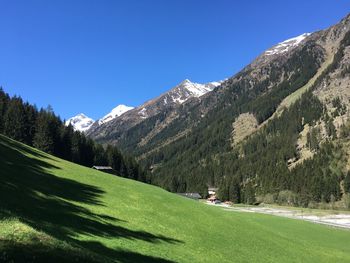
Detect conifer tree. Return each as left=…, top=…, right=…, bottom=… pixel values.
left=33, top=109, right=55, bottom=153
left=0, top=87, right=9, bottom=133
left=3, top=97, right=27, bottom=142
left=58, top=124, right=74, bottom=160
left=71, top=131, right=82, bottom=164
left=93, top=144, right=108, bottom=165
left=344, top=171, right=350, bottom=193
left=23, top=103, right=38, bottom=145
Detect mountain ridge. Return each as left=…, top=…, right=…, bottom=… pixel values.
left=67, top=79, right=221, bottom=132
left=74, top=13, right=350, bottom=208
left=86, top=79, right=222, bottom=140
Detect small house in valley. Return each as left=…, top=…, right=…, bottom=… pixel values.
left=208, top=187, right=218, bottom=196
left=207, top=187, right=220, bottom=203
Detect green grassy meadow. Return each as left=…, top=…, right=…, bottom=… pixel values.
left=0, top=134, right=350, bottom=262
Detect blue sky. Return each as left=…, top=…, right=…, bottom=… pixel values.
left=1, top=0, right=349, bottom=120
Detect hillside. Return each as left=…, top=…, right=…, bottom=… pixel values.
left=1, top=134, right=350, bottom=262
left=82, top=13, right=350, bottom=206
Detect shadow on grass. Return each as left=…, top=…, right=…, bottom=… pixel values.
left=0, top=136, right=180, bottom=262
left=0, top=241, right=176, bottom=263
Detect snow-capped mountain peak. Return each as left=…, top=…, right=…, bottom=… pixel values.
left=67, top=80, right=222, bottom=132
left=65, top=113, right=95, bottom=132
left=99, top=104, right=134, bottom=125
left=180, top=79, right=192, bottom=85
left=265, top=33, right=311, bottom=56
left=169, top=79, right=222, bottom=104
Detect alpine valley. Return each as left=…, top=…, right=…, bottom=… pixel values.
left=2, top=5, right=350, bottom=263
left=69, top=13, right=350, bottom=207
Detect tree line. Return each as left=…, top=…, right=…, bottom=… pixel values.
left=0, top=88, right=146, bottom=182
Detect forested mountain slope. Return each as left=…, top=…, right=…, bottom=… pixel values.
left=90, top=14, right=350, bottom=207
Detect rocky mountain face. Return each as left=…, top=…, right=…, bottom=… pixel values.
left=86, top=79, right=221, bottom=143
left=87, top=14, right=350, bottom=206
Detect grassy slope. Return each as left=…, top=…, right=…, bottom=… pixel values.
left=0, top=134, right=350, bottom=263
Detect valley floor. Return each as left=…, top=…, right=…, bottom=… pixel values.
left=208, top=202, right=350, bottom=229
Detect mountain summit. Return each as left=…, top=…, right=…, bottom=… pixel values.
left=65, top=113, right=95, bottom=132
left=99, top=105, right=134, bottom=125
left=168, top=79, right=222, bottom=104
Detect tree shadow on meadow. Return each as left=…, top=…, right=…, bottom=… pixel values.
left=0, top=137, right=181, bottom=263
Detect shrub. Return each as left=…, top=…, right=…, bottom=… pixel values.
left=277, top=190, right=298, bottom=206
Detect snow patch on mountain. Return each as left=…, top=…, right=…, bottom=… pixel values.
left=138, top=108, right=148, bottom=119
left=181, top=79, right=220, bottom=97
left=99, top=105, right=134, bottom=125
left=65, top=114, right=95, bottom=132
left=169, top=79, right=222, bottom=105
left=265, top=33, right=311, bottom=56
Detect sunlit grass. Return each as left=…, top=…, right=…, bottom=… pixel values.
left=1, top=134, right=350, bottom=262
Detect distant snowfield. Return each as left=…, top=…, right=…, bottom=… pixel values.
left=208, top=204, right=350, bottom=229
left=265, top=33, right=311, bottom=56
left=98, top=104, right=134, bottom=125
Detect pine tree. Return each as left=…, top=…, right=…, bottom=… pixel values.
left=307, top=127, right=320, bottom=151
left=93, top=144, right=107, bottom=166
left=344, top=171, right=350, bottom=193
left=33, top=110, right=54, bottom=153
left=230, top=181, right=241, bottom=203
left=81, top=137, right=95, bottom=167
left=106, top=145, right=124, bottom=175
left=71, top=131, right=82, bottom=164
left=243, top=182, right=255, bottom=204
left=3, top=97, right=27, bottom=142
left=23, top=103, right=38, bottom=145
left=58, top=124, right=74, bottom=160
left=0, top=87, right=10, bottom=133
left=33, top=107, right=61, bottom=154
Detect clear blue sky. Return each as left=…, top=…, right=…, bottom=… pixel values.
left=1, top=0, right=349, bottom=120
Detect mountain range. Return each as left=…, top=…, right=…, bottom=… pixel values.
left=66, top=79, right=222, bottom=132
left=68, top=13, right=350, bottom=206
left=69, top=31, right=314, bottom=137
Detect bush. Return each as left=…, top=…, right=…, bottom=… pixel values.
left=262, top=193, right=276, bottom=204
left=307, top=201, right=318, bottom=209
left=277, top=190, right=298, bottom=206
